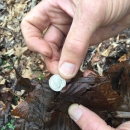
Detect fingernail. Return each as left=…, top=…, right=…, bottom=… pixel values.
left=59, top=62, right=76, bottom=76
left=68, top=104, right=82, bottom=121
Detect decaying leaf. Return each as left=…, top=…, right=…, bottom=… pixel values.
left=14, top=44, right=28, bottom=57
left=11, top=101, right=29, bottom=119
left=81, top=34, right=129, bottom=75
left=1, top=0, right=130, bottom=129
left=118, top=54, right=127, bottom=62
left=9, top=60, right=130, bottom=129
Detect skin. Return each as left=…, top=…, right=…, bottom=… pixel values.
left=21, top=0, right=130, bottom=129
left=68, top=104, right=130, bottom=130
left=21, top=0, right=130, bottom=80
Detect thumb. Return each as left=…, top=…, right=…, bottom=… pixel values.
left=68, top=104, right=114, bottom=130
left=58, top=1, right=104, bottom=79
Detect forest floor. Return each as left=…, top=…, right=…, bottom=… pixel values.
left=0, top=0, right=130, bottom=130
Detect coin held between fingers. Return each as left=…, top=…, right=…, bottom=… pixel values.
left=49, top=74, right=66, bottom=91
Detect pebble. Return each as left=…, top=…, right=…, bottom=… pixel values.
left=49, top=74, right=66, bottom=92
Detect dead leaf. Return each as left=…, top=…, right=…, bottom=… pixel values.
left=118, top=54, right=127, bottom=62
left=14, top=44, right=28, bottom=57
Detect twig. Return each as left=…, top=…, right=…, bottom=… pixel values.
left=11, top=79, right=17, bottom=93
left=111, top=111, right=130, bottom=118
left=4, top=103, right=11, bottom=125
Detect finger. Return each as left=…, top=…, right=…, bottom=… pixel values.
left=21, top=1, right=52, bottom=57
left=44, top=57, right=59, bottom=74
left=90, top=14, right=130, bottom=45
left=116, top=121, right=130, bottom=130
left=58, top=1, right=104, bottom=79
left=68, top=104, right=114, bottom=130
left=44, top=25, right=65, bottom=48
left=43, top=25, right=64, bottom=74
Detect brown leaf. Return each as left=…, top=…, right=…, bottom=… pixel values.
left=46, top=112, right=80, bottom=130
left=11, top=101, right=29, bottom=119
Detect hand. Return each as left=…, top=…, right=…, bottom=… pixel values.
left=68, top=104, right=130, bottom=130
left=21, top=0, right=130, bottom=79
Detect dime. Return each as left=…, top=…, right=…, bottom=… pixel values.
left=49, top=74, right=66, bottom=91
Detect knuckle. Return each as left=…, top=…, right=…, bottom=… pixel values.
left=80, top=0, right=104, bottom=23
left=65, top=39, right=85, bottom=54
left=81, top=0, right=98, bottom=12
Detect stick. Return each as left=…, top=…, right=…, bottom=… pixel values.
left=111, top=111, right=130, bottom=118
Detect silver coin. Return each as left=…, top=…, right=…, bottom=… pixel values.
left=49, top=74, right=66, bottom=91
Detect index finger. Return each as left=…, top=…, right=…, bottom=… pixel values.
left=21, top=1, right=52, bottom=57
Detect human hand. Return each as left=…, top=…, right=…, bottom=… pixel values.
left=21, top=0, right=130, bottom=79
left=68, top=104, right=130, bottom=130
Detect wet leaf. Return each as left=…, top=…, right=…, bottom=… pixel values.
left=11, top=101, right=29, bottom=119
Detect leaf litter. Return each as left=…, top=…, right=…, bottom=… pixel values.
left=1, top=0, right=130, bottom=129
